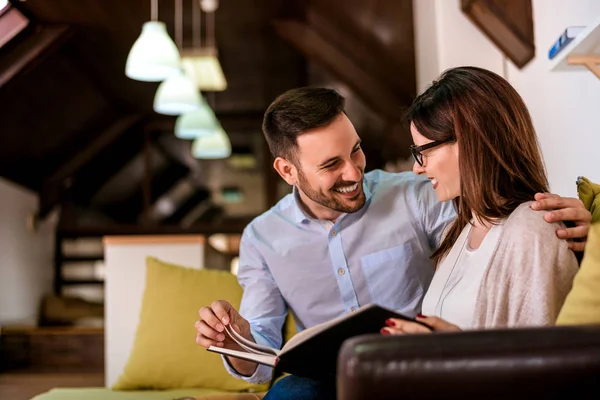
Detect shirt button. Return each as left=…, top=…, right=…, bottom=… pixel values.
left=331, top=230, right=337, bottom=236
left=350, top=307, right=356, bottom=312
left=337, top=268, right=345, bottom=275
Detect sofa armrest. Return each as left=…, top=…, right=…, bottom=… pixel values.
left=337, top=325, right=600, bottom=399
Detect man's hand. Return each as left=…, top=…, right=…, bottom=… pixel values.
left=381, top=314, right=460, bottom=335
left=531, top=193, right=591, bottom=252
left=195, top=300, right=257, bottom=376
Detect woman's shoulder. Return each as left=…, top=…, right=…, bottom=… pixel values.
left=498, top=201, right=568, bottom=254
left=503, top=201, right=564, bottom=235
left=489, top=202, right=577, bottom=288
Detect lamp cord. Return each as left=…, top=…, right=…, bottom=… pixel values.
left=193, top=0, right=201, bottom=48
left=151, top=0, right=158, bottom=21
left=206, top=8, right=214, bottom=48
left=175, top=0, right=182, bottom=50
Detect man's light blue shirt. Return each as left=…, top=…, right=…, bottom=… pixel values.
left=224, top=170, right=455, bottom=384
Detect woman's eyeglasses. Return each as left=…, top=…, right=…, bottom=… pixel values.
left=409, top=138, right=454, bottom=166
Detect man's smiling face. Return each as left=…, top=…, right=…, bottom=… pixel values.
left=292, top=113, right=367, bottom=218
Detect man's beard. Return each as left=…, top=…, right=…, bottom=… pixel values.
left=296, top=167, right=366, bottom=214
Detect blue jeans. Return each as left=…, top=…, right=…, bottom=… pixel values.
left=263, top=375, right=336, bottom=400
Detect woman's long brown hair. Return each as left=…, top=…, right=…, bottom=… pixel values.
left=407, top=66, right=549, bottom=266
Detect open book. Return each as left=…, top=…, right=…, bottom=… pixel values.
left=207, top=303, right=426, bottom=380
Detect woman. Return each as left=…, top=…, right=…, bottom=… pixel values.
left=383, top=66, right=579, bottom=334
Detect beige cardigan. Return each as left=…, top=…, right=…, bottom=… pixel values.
left=470, top=202, right=579, bottom=329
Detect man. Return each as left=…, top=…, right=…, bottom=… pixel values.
left=195, top=88, right=591, bottom=399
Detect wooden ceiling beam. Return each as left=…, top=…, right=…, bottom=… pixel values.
left=39, top=114, right=143, bottom=218
left=0, top=7, right=29, bottom=48
left=307, top=0, right=416, bottom=103
left=461, top=0, right=534, bottom=68
left=272, top=20, right=402, bottom=121
left=72, top=122, right=147, bottom=205
left=43, top=115, right=143, bottom=190
left=0, top=24, right=74, bottom=90
left=269, top=0, right=308, bottom=20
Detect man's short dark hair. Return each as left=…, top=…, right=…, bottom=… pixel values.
left=262, top=87, right=345, bottom=161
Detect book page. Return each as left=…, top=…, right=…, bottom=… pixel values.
left=226, top=327, right=271, bottom=356
left=207, top=346, right=278, bottom=367
left=225, top=324, right=280, bottom=356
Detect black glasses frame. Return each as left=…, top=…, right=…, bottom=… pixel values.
left=409, top=138, right=454, bottom=166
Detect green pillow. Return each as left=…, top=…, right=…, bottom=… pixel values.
left=557, top=223, right=600, bottom=325
left=112, top=257, right=269, bottom=392
left=577, top=176, right=600, bottom=223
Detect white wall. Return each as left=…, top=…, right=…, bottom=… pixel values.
left=0, top=178, right=55, bottom=325
left=413, top=0, right=600, bottom=196
left=507, top=0, right=600, bottom=196
left=104, top=236, right=204, bottom=387
left=414, top=0, right=505, bottom=93
left=413, top=0, right=441, bottom=94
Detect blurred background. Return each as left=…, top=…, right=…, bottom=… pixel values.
left=0, top=0, right=422, bottom=319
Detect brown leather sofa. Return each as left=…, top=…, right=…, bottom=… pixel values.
left=337, top=325, right=600, bottom=399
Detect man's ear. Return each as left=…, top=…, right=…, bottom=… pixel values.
left=273, top=157, right=297, bottom=186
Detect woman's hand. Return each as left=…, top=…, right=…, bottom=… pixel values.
left=381, top=314, right=461, bottom=334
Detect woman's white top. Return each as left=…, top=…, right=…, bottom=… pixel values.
left=421, top=221, right=504, bottom=329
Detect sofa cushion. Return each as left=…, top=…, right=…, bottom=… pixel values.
left=112, top=257, right=269, bottom=392
left=557, top=223, right=600, bottom=325
left=577, top=176, right=600, bottom=223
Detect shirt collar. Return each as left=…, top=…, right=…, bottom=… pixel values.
left=291, top=178, right=373, bottom=225
left=291, top=186, right=311, bottom=224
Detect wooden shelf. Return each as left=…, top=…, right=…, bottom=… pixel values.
left=549, top=15, right=600, bottom=79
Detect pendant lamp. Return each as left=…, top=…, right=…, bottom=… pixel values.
left=174, top=100, right=219, bottom=139
left=191, top=125, right=231, bottom=159
left=154, top=72, right=202, bottom=115
left=181, top=0, right=227, bottom=91
left=125, top=0, right=180, bottom=82
left=153, top=0, right=201, bottom=115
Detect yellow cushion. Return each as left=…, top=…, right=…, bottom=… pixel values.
left=577, top=176, right=600, bottom=223
left=557, top=223, right=600, bottom=325
left=112, top=257, right=269, bottom=392
left=283, top=311, right=297, bottom=343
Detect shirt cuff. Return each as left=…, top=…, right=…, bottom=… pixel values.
left=221, top=331, right=274, bottom=385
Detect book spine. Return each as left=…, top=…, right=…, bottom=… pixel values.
left=548, top=31, right=571, bottom=59
left=548, top=27, right=584, bottom=59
